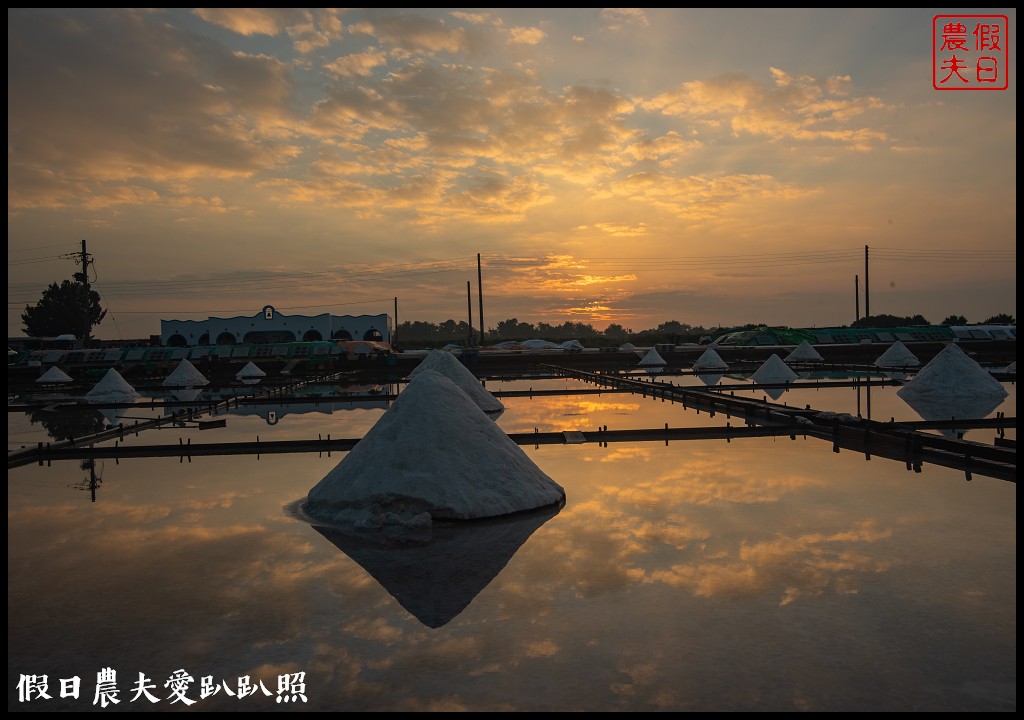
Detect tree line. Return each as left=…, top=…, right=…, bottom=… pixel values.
left=18, top=276, right=1017, bottom=347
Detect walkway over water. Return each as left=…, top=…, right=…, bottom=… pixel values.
left=538, top=365, right=1016, bottom=483
left=8, top=364, right=1016, bottom=482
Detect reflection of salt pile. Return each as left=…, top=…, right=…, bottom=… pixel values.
left=897, top=344, right=1009, bottom=439
left=36, top=367, right=73, bottom=384
left=638, top=348, right=666, bottom=366
left=162, top=359, right=209, bottom=387
left=236, top=361, right=266, bottom=385
left=784, top=341, right=824, bottom=364
left=85, top=368, right=141, bottom=403
left=692, top=347, right=727, bottom=387
left=305, top=370, right=565, bottom=529
left=692, top=347, right=729, bottom=371
left=99, top=406, right=130, bottom=428
left=312, top=504, right=560, bottom=628
left=874, top=341, right=919, bottom=369
left=751, top=354, right=798, bottom=400
left=408, top=349, right=503, bottom=415
left=170, top=387, right=203, bottom=402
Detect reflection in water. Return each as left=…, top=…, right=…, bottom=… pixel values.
left=7, top=379, right=1017, bottom=711
left=307, top=504, right=561, bottom=628
left=898, top=391, right=1008, bottom=439
left=761, top=385, right=788, bottom=401
left=28, top=406, right=106, bottom=441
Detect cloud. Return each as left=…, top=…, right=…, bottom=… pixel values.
left=192, top=8, right=307, bottom=37
left=599, top=172, right=811, bottom=222
left=509, top=26, right=547, bottom=45
left=193, top=8, right=345, bottom=53
left=592, top=222, right=649, bottom=237
left=348, top=13, right=469, bottom=55
left=643, top=67, right=890, bottom=149
left=600, top=8, right=650, bottom=31
left=324, top=47, right=390, bottom=78
left=449, top=11, right=490, bottom=25
left=8, top=10, right=302, bottom=209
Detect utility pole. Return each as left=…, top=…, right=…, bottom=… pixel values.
left=477, top=253, right=485, bottom=346
left=855, top=275, right=860, bottom=323
left=467, top=281, right=474, bottom=347
left=64, top=239, right=95, bottom=347
left=393, top=297, right=398, bottom=347
left=864, top=245, right=870, bottom=321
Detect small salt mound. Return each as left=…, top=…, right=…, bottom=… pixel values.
left=751, top=354, right=798, bottom=385
left=86, top=368, right=141, bottom=403
left=162, top=359, right=209, bottom=387
left=692, top=347, right=728, bottom=371
left=874, top=341, right=919, bottom=369
left=784, top=340, right=824, bottom=363
left=619, top=343, right=637, bottom=352
left=638, top=348, right=666, bottom=366
left=36, top=367, right=73, bottom=384
left=897, top=343, right=1008, bottom=404
left=305, top=370, right=565, bottom=528
left=1005, top=361, right=1016, bottom=374
left=408, top=349, right=504, bottom=415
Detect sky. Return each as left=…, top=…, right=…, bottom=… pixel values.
left=7, top=8, right=1017, bottom=340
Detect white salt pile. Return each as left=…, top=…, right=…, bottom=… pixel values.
left=751, top=354, right=797, bottom=401
left=305, top=370, right=565, bottom=529
left=619, top=343, right=637, bottom=352
left=408, top=349, right=504, bottom=415
left=897, top=343, right=1008, bottom=404
left=36, top=367, right=73, bottom=384
left=162, top=359, right=209, bottom=387
left=784, top=340, right=824, bottom=363
left=638, top=348, right=666, bottom=366
left=692, top=347, right=729, bottom=371
left=751, top=354, right=798, bottom=385
left=1005, top=361, right=1016, bottom=374
left=236, top=361, right=266, bottom=385
left=874, top=341, right=919, bottom=369
left=85, top=368, right=141, bottom=403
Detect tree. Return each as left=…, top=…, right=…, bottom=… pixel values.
left=941, top=315, right=968, bottom=326
left=21, top=279, right=106, bottom=341
left=983, top=313, right=1015, bottom=325
left=852, top=313, right=929, bottom=328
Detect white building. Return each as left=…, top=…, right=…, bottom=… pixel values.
left=161, top=305, right=391, bottom=347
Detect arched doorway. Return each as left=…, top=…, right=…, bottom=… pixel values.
left=303, top=330, right=323, bottom=342
left=216, top=332, right=237, bottom=345
left=363, top=328, right=384, bottom=341
left=167, top=334, right=187, bottom=347
left=332, top=329, right=353, bottom=340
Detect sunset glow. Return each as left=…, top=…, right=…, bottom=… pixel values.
left=8, top=9, right=1016, bottom=339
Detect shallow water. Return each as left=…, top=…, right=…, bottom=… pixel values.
left=7, top=377, right=1016, bottom=711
